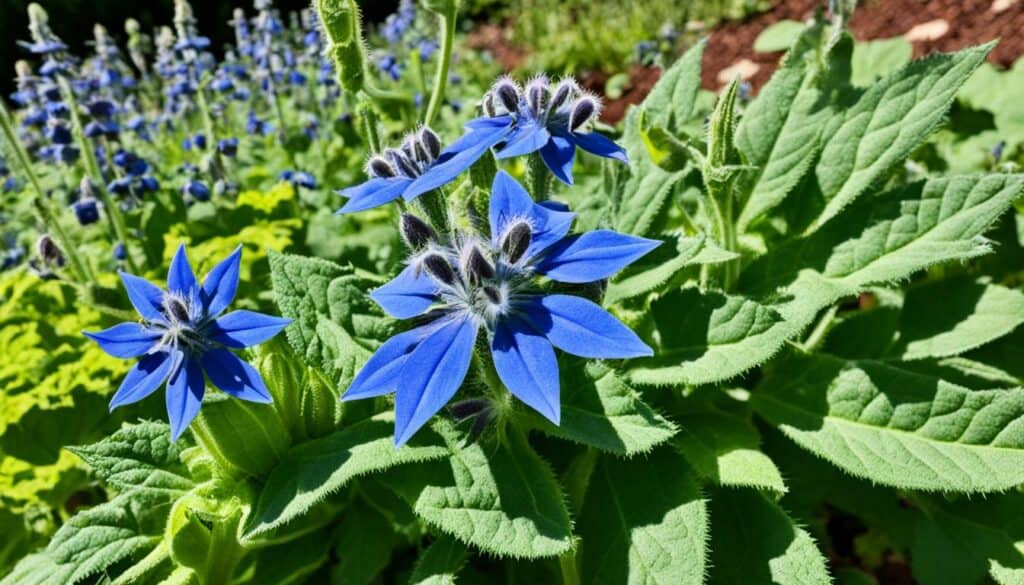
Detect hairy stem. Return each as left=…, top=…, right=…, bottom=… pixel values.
left=423, top=4, right=457, bottom=126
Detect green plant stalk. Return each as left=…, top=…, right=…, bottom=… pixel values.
left=58, top=77, right=141, bottom=274
left=0, top=100, right=95, bottom=283
left=201, top=509, right=245, bottom=585
left=423, top=3, right=458, bottom=126
left=526, top=152, right=551, bottom=202
left=357, top=97, right=382, bottom=153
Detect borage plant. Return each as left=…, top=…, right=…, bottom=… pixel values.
left=4, top=2, right=1024, bottom=585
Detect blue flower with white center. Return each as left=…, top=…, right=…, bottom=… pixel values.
left=336, top=126, right=448, bottom=214
left=343, top=171, right=658, bottom=446
left=402, top=76, right=627, bottom=201
left=84, top=245, right=291, bottom=440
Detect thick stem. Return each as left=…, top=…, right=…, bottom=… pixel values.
left=59, top=77, right=141, bottom=273
left=526, top=152, right=551, bottom=202
left=0, top=100, right=95, bottom=283
left=423, top=5, right=457, bottom=126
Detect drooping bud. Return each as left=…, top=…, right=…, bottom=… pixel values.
left=500, top=221, right=532, bottom=264
left=569, top=95, right=599, bottom=131
left=461, top=245, right=494, bottom=284
left=36, top=234, right=63, bottom=265
left=420, top=127, right=442, bottom=160
left=526, top=76, right=550, bottom=116
left=492, top=78, right=520, bottom=114
left=386, top=148, right=420, bottom=178
left=400, top=213, right=436, bottom=250
left=549, top=78, right=578, bottom=112
left=422, top=253, right=456, bottom=286
left=163, top=295, right=192, bottom=323
left=367, top=155, right=395, bottom=178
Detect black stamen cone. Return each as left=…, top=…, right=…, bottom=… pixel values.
left=367, top=155, right=395, bottom=178
left=483, top=285, right=502, bottom=305
left=36, top=234, right=63, bottom=265
left=422, top=253, right=456, bottom=286
left=500, top=221, right=532, bottom=264
left=420, top=127, right=442, bottom=160
left=494, top=80, right=520, bottom=113
left=463, top=245, right=495, bottom=283
left=163, top=296, right=192, bottom=323
left=570, top=97, right=597, bottom=131
left=400, top=213, right=435, bottom=251
left=386, top=148, right=420, bottom=178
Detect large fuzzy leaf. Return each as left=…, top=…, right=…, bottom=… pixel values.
left=68, top=421, right=193, bottom=497
left=676, top=413, right=786, bottom=494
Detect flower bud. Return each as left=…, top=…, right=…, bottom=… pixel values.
left=569, top=96, right=599, bottom=131
left=500, top=221, right=532, bottom=264
left=317, top=0, right=356, bottom=44
left=461, top=245, right=494, bottom=284
left=36, top=234, right=63, bottom=265
left=422, top=253, right=456, bottom=286
left=400, top=213, right=435, bottom=250
left=125, top=18, right=140, bottom=35
left=367, top=155, right=395, bottom=178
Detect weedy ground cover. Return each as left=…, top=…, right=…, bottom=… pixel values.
left=1, top=0, right=1023, bottom=583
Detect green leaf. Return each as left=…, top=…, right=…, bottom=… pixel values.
left=392, top=426, right=573, bottom=559
left=532, top=362, right=677, bottom=455
left=642, top=38, right=706, bottom=135
left=753, top=20, right=806, bottom=53
left=606, top=233, right=737, bottom=304
left=577, top=447, right=707, bottom=585
left=240, top=414, right=448, bottom=544
left=67, top=421, right=193, bottom=496
left=676, top=412, right=786, bottom=493
left=1, top=490, right=171, bottom=585
left=753, top=352, right=1024, bottom=492
left=850, top=37, right=913, bottom=87
left=889, top=278, right=1024, bottom=360
left=812, top=43, right=993, bottom=230
left=331, top=503, right=401, bottom=585
left=409, top=535, right=468, bottom=585
left=707, top=488, right=831, bottom=585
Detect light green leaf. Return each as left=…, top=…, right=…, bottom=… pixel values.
left=642, top=38, right=706, bottom=135
left=240, top=414, right=448, bottom=544
left=605, top=234, right=737, bottom=304
left=331, top=504, right=401, bottom=585
left=399, top=427, right=573, bottom=559
left=708, top=488, right=831, bottom=585
left=409, top=535, right=468, bottom=585
left=532, top=362, right=677, bottom=455
left=753, top=20, right=806, bottom=53
left=577, top=447, right=707, bottom=585
left=850, top=37, right=913, bottom=87
left=67, top=421, right=193, bottom=496
left=753, top=352, right=1024, bottom=492
left=812, top=43, right=993, bottom=230
left=676, top=413, right=786, bottom=493
left=889, top=278, right=1024, bottom=360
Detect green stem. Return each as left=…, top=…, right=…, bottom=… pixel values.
left=526, top=152, right=551, bottom=202
left=801, top=304, right=838, bottom=353
left=423, top=4, right=458, bottom=126
left=59, top=77, right=141, bottom=274
left=0, top=100, right=95, bottom=283
left=558, top=551, right=582, bottom=585
left=357, top=98, right=382, bottom=153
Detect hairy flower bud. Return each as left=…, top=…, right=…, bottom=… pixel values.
left=422, top=253, right=456, bottom=286
left=367, top=155, right=395, bottom=178
left=500, top=221, right=532, bottom=264
left=569, top=96, right=599, bottom=131
left=400, top=213, right=436, bottom=250
left=125, top=18, right=140, bottom=35
left=36, top=234, right=63, bottom=265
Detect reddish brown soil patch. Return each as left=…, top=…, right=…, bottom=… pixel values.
left=466, top=23, right=526, bottom=71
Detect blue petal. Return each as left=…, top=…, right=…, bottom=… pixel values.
left=85, top=322, right=161, bottom=358
left=120, top=271, right=166, bottom=322
left=167, top=244, right=199, bottom=299
left=336, top=176, right=414, bottom=214
left=208, top=310, right=292, bottom=348
left=166, top=354, right=205, bottom=441
left=488, top=171, right=575, bottom=259
left=539, top=135, right=576, bottom=185
left=569, top=131, right=629, bottom=164
left=527, top=206, right=576, bottom=260
left=404, top=126, right=512, bottom=201
left=370, top=265, right=438, bottom=319
left=538, top=200, right=571, bottom=212
left=495, top=118, right=551, bottom=159
left=201, top=246, right=242, bottom=317
left=464, top=114, right=514, bottom=130
left=201, top=348, right=272, bottom=403
left=394, top=316, right=478, bottom=446
left=535, top=230, right=660, bottom=283
left=523, top=295, right=653, bottom=359
left=109, top=350, right=180, bottom=410
left=343, top=326, right=431, bottom=400
left=491, top=316, right=560, bottom=424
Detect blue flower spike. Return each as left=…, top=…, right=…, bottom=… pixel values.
left=84, top=245, right=292, bottom=440
left=344, top=171, right=658, bottom=446
left=400, top=75, right=627, bottom=201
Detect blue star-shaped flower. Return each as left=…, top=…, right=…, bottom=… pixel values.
left=343, top=171, right=657, bottom=446
left=84, top=245, right=291, bottom=440
left=400, top=76, right=628, bottom=201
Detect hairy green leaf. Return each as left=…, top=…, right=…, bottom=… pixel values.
left=409, top=536, right=468, bottom=585
left=578, top=447, right=707, bottom=585
left=605, top=234, right=737, bottom=304
left=708, top=488, right=831, bottom=585
left=753, top=352, right=1024, bottom=492
left=676, top=413, right=786, bottom=493
left=67, top=421, right=193, bottom=496
left=642, top=38, right=706, bottom=135
left=331, top=504, right=401, bottom=585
